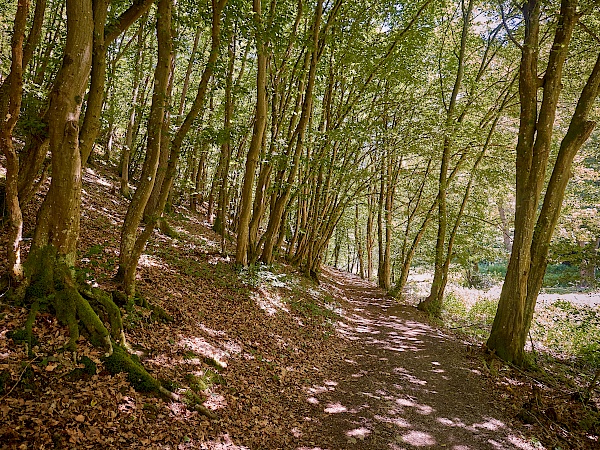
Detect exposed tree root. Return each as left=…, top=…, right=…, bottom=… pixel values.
left=103, top=345, right=217, bottom=419
left=161, top=388, right=218, bottom=420
left=80, top=286, right=127, bottom=347
left=158, top=217, right=179, bottom=238
left=14, top=245, right=211, bottom=420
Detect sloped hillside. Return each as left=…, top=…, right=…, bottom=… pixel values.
left=0, top=163, right=347, bottom=449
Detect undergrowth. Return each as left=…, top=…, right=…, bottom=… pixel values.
left=531, top=300, right=600, bottom=368
left=442, top=292, right=600, bottom=369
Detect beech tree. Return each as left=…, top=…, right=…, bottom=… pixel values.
left=20, top=0, right=120, bottom=353
left=117, top=0, right=173, bottom=295
left=487, top=0, right=600, bottom=365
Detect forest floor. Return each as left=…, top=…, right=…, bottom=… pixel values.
left=1, top=162, right=599, bottom=449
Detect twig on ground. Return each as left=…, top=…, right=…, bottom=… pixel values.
left=0, top=355, right=40, bottom=402
left=529, top=331, right=538, bottom=365
left=449, top=322, right=485, bottom=330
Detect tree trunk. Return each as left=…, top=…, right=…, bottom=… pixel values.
left=80, top=0, right=154, bottom=165
left=117, top=0, right=173, bottom=296
left=0, top=0, right=29, bottom=283
left=259, top=0, right=324, bottom=265
left=487, top=0, right=594, bottom=365
left=236, top=0, right=269, bottom=266
left=121, top=15, right=148, bottom=198
left=215, top=36, right=234, bottom=249
left=22, top=0, right=121, bottom=353
left=122, top=0, right=226, bottom=292
left=355, top=204, right=365, bottom=279
left=497, top=201, right=513, bottom=253
left=419, top=0, right=473, bottom=315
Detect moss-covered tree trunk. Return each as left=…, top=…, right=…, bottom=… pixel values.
left=19, top=0, right=121, bottom=353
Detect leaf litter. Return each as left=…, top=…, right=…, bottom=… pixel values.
left=0, top=163, right=598, bottom=449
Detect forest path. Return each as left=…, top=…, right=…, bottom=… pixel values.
left=296, top=268, right=534, bottom=450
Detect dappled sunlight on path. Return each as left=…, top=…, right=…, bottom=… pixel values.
left=296, top=269, right=536, bottom=450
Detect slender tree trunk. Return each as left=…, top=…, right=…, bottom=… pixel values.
left=419, top=0, right=473, bottom=314
left=0, top=0, right=29, bottom=283
left=177, top=26, right=202, bottom=117
left=355, top=204, right=365, bottom=279
left=259, top=0, right=324, bottom=265
left=236, top=0, right=269, bottom=266
left=117, top=0, right=173, bottom=295
left=80, top=0, right=154, bottom=165
left=22, top=0, right=121, bottom=353
left=366, top=185, right=375, bottom=280
left=121, top=15, right=148, bottom=198
left=497, top=201, right=513, bottom=253
left=215, top=37, right=234, bottom=248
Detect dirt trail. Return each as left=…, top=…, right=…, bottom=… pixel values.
left=296, top=269, right=534, bottom=450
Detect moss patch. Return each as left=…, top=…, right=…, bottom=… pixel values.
left=103, top=345, right=160, bottom=393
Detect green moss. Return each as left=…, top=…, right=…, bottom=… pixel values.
left=183, top=350, right=200, bottom=360
left=81, top=287, right=124, bottom=343
left=185, top=373, right=209, bottom=392
left=150, top=304, right=173, bottom=323
left=183, top=389, right=206, bottom=407
left=7, top=328, right=39, bottom=348
left=80, top=355, right=97, bottom=375
left=185, top=368, right=225, bottom=393
left=158, top=218, right=179, bottom=238
left=160, top=378, right=179, bottom=392
left=203, top=357, right=225, bottom=371
left=112, top=290, right=129, bottom=307
left=103, top=345, right=160, bottom=393
left=67, top=355, right=97, bottom=380
left=204, top=368, right=226, bottom=386
left=0, top=369, right=11, bottom=394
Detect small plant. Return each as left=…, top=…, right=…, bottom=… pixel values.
left=441, top=293, right=498, bottom=340
left=160, top=378, right=180, bottom=392
left=185, top=368, right=225, bottom=393
left=185, top=373, right=209, bottom=392
left=441, top=291, right=468, bottom=321
left=183, top=389, right=206, bottom=407
left=466, top=297, right=498, bottom=326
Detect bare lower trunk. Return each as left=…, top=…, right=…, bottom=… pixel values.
left=0, top=0, right=28, bottom=283
left=118, top=0, right=173, bottom=295
left=487, top=0, right=593, bottom=365
left=236, top=0, right=269, bottom=266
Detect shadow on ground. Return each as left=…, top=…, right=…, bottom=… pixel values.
left=295, top=269, right=536, bottom=450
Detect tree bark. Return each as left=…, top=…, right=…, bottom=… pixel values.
left=259, top=0, right=324, bottom=265
left=117, top=0, right=173, bottom=295
left=419, top=0, right=473, bottom=315
left=121, top=14, right=148, bottom=198
left=0, top=0, right=29, bottom=283
left=23, top=0, right=119, bottom=353
left=487, top=0, right=591, bottom=365
left=80, top=0, right=155, bottom=165
left=236, top=0, right=269, bottom=266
